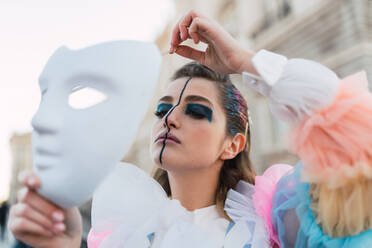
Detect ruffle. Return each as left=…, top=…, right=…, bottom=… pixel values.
left=271, top=163, right=372, bottom=248
left=89, top=163, right=272, bottom=248
left=89, top=162, right=219, bottom=248
left=252, top=164, right=293, bottom=247
left=225, top=180, right=271, bottom=248
left=289, top=71, right=372, bottom=188
left=252, top=50, right=288, bottom=87
left=98, top=200, right=219, bottom=248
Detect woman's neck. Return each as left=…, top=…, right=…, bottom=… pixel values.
left=167, top=162, right=222, bottom=211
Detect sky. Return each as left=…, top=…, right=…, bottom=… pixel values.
left=0, top=0, right=175, bottom=202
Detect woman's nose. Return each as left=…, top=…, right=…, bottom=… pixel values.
left=162, top=106, right=181, bottom=129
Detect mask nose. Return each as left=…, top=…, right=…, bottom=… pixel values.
left=31, top=97, right=60, bottom=135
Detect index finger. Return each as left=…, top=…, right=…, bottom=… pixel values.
left=170, top=19, right=182, bottom=53
left=170, top=10, right=204, bottom=53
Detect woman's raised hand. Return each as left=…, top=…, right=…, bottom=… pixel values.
left=170, top=10, right=256, bottom=75
left=8, top=171, right=82, bottom=248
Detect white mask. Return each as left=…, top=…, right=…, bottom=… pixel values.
left=31, top=41, right=161, bottom=208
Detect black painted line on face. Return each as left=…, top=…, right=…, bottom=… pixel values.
left=159, top=77, right=192, bottom=165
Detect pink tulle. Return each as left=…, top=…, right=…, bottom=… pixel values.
left=289, top=71, right=372, bottom=188
left=253, top=164, right=293, bottom=247
left=87, top=228, right=113, bottom=248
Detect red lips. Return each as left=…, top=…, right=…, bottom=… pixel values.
left=156, top=131, right=181, bottom=144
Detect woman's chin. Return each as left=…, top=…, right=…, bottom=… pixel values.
left=152, top=155, right=184, bottom=170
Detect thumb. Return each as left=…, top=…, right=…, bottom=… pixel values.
left=18, top=171, right=41, bottom=190
left=175, top=45, right=206, bottom=64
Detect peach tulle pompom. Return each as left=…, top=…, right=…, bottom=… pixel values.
left=289, top=71, right=372, bottom=188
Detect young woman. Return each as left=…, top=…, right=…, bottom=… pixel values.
left=169, top=10, right=372, bottom=248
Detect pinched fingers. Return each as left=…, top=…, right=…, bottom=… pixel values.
left=17, top=188, right=66, bottom=233
left=11, top=203, right=54, bottom=231
left=170, top=10, right=206, bottom=53
left=174, top=45, right=206, bottom=63
left=9, top=215, right=53, bottom=237
left=188, top=16, right=212, bottom=45
left=178, top=10, right=199, bottom=41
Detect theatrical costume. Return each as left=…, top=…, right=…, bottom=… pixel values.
left=244, top=50, right=372, bottom=247
left=87, top=50, right=372, bottom=247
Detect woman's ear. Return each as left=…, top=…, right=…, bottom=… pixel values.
left=220, top=133, right=246, bottom=160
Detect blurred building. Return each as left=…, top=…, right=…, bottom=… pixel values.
left=1, top=133, right=33, bottom=247
left=8, top=133, right=32, bottom=206
left=127, top=0, right=372, bottom=174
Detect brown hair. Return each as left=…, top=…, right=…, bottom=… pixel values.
left=153, top=62, right=256, bottom=219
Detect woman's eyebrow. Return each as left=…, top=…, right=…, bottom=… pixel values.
left=158, top=95, right=173, bottom=103
left=158, top=95, right=213, bottom=108
left=184, top=95, right=213, bottom=108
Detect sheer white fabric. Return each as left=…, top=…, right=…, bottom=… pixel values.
left=243, top=49, right=340, bottom=123
left=92, top=162, right=222, bottom=247
left=92, top=163, right=271, bottom=248
left=224, top=181, right=271, bottom=248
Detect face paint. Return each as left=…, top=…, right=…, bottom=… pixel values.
left=159, top=77, right=192, bottom=165
left=185, top=103, right=213, bottom=122
left=154, top=103, right=173, bottom=118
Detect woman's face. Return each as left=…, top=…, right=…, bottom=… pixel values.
left=150, top=77, right=229, bottom=171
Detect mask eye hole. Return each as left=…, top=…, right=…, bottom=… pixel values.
left=68, top=85, right=107, bottom=109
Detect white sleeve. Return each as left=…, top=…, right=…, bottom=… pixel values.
left=242, top=50, right=340, bottom=123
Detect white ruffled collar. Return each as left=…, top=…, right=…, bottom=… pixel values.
left=91, top=163, right=270, bottom=248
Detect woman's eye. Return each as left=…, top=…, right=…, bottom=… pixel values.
left=187, top=110, right=205, bottom=119
left=154, top=110, right=168, bottom=118
left=154, top=103, right=173, bottom=118
left=185, top=104, right=212, bottom=122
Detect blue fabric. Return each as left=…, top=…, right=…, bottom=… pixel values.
left=224, top=221, right=263, bottom=247
left=147, top=232, right=154, bottom=242
left=271, top=163, right=372, bottom=248
left=226, top=221, right=235, bottom=236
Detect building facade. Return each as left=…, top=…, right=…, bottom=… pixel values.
left=128, top=0, right=372, bottom=174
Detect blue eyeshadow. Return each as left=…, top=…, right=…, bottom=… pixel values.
left=185, top=103, right=213, bottom=122
left=157, top=103, right=173, bottom=112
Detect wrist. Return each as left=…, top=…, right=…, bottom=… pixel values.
left=235, top=50, right=258, bottom=75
